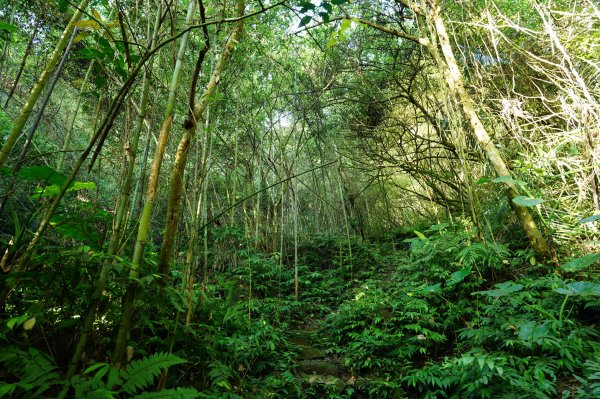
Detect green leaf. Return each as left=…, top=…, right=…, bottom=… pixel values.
left=554, top=282, right=600, bottom=297
left=516, top=320, right=549, bottom=342
left=341, top=19, right=352, bottom=34
left=419, top=283, right=441, bottom=294
left=299, top=16, right=312, bottom=27
left=427, top=223, right=449, bottom=232
left=579, top=214, right=600, bottom=224
left=17, top=166, right=68, bottom=186
left=74, top=20, right=100, bottom=30
left=31, top=181, right=96, bottom=199
left=6, top=314, right=28, bottom=330
left=322, top=2, right=333, bottom=13
left=475, top=282, right=524, bottom=298
left=58, top=0, right=69, bottom=12
left=120, top=353, right=188, bottom=394
left=0, top=383, right=16, bottom=396
left=512, top=196, right=544, bottom=207
left=561, top=253, right=600, bottom=272
left=319, top=12, right=330, bottom=23
left=83, top=362, right=109, bottom=374
left=298, top=1, right=316, bottom=11
left=492, top=175, right=513, bottom=183
left=447, top=267, right=471, bottom=287
left=0, top=22, right=17, bottom=33
left=413, top=230, right=427, bottom=240
left=475, top=177, right=491, bottom=185
left=331, top=0, right=348, bottom=4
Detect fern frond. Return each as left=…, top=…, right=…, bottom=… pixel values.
left=67, top=374, right=107, bottom=398
left=132, top=387, right=202, bottom=398
left=120, top=352, right=187, bottom=394
left=0, top=346, right=60, bottom=397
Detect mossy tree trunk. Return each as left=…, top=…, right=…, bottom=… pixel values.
left=156, top=0, right=246, bottom=286
left=0, top=0, right=90, bottom=167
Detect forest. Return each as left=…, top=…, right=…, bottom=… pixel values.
left=0, top=0, right=599, bottom=397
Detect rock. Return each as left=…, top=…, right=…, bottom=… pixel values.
left=289, top=330, right=315, bottom=346
left=294, top=344, right=326, bottom=360
left=297, top=359, right=343, bottom=376
left=303, top=374, right=346, bottom=394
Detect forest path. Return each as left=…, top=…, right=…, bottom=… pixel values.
left=290, top=322, right=351, bottom=394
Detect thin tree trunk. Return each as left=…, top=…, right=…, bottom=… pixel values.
left=292, top=178, right=299, bottom=299
left=128, top=123, right=151, bottom=228
left=57, top=60, right=94, bottom=171
left=66, top=2, right=163, bottom=376
left=19, top=27, right=78, bottom=165
left=0, top=0, right=90, bottom=167
left=0, top=2, right=16, bottom=78
left=4, top=20, right=41, bottom=109
left=110, top=0, right=197, bottom=364
left=0, top=27, right=78, bottom=217
left=157, top=0, right=245, bottom=285
left=426, top=1, right=554, bottom=260
left=111, top=115, right=172, bottom=367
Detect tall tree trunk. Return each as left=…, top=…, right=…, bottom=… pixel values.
left=4, top=20, right=40, bottom=109
left=0, top=27, right=78, bottom=218
left=109, top=0, right=198, bottom=365
left=111, top=115, right=172, bottom=367
left=425, top=1, right=554, bottom=260
left=0, top=0, right=90, bottom=167
left=66, top=2, right=163, bottom=377
left=157, top=0, right=245, bottom=285
left=57, top=60, right=94, bottom=172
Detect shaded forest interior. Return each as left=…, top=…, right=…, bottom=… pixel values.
left=0, top=0, right=599, bottom=398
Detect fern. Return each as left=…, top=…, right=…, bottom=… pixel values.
left=61, top=352, right=196, bottom=398
left=120, top=352, right=188, bottom=394
left=0, top=346, right=61, bottom=398
left=133, top=387, right=203, bottom=398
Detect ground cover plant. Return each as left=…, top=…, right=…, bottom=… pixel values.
left=0, top=0, right=599, bottom=397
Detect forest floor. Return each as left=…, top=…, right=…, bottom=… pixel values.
left=228, top=228, right=600, bottom=398
left=1, top=227, right=599, bottom=398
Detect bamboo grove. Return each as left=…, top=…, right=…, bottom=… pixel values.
left=0, top=0, right=599, bottom=397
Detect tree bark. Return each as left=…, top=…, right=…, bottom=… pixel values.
left=157, top=0, right=246, bottom=285
left=66, top=1, right=163, bottom=376
left=4, top=20, right=41, bottom=109
left=354, top=0, right=555, bottom=260
left=426, top=1, right=554, bottom=260
left=0, top=0, right=90, bottom=167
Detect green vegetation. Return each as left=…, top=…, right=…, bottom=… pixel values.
left=0, top=0, right=598, bottom=397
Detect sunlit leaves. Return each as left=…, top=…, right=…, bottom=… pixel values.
left=17, top=166, right=67, bottom=186
left=579, top=214, right=600, bottom=224
left=74, top=20, right=101, bottom=30
left=561, top=253, right=600, bottom=272
left=512, top=196, right=544, bottom=207
left=32, top=181, right=96, bottom=199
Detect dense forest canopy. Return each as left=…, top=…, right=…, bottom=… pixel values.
left=0, top=0, right=599, bottom=397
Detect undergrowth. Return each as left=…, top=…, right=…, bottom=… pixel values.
left=1, top=224, right=599, bottom=398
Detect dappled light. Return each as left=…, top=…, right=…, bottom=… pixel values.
left=0, top=0, right=599, bottom=397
